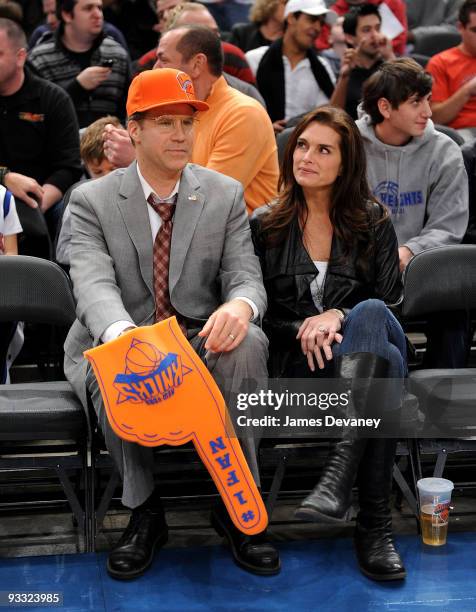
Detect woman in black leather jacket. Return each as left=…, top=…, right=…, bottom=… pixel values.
left=250, top=106, right=407, bottom=582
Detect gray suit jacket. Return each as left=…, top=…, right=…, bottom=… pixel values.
left=64, top=162, right=266, bottom=407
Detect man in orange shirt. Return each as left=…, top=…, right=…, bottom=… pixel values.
left=427, top=0, right=476, bottom=140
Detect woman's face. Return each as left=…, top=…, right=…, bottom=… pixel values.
left=293, top=122, right=342, bottom=194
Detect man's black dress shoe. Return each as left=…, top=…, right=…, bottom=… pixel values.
left=107, top=508, right=168, bottom=580
left=211, top=507, right=280, bottom=575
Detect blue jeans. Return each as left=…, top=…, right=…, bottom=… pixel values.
left=334, top=299, right=407, bottom=378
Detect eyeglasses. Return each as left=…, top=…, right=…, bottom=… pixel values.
left=144, top=115, right=198, bottom=133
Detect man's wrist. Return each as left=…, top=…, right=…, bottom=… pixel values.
left=0, top=166, right=10, bottom=186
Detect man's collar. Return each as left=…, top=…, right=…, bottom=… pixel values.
left=136, top=164, right=180, bottom=202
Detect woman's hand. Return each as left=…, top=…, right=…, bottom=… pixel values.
left=296, top=311, right=343, bottom=372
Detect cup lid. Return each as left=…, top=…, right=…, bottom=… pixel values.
left=417, top=477, right=454, bottom=493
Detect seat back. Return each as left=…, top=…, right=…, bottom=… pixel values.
left=435, top=124, right=465, bottom=146
left=0, top=255, right=76, bottom=326
left=401, top=245, right=476, bottom=319
left=276, top=126, right=295, bottom=166
left=413, top=28, right=461, bottom=56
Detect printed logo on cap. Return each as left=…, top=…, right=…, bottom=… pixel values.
left=176, top=71, right=194, bottom=99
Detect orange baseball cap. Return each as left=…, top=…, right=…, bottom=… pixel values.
left=126, top=68, right=209, bottom=116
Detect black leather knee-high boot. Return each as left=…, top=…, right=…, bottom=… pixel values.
left=295, top=353, right=388, bottom=523
left=354, top=438, right=406, bottom=581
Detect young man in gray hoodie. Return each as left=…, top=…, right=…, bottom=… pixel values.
left=357, top=58, right=470, bottom=368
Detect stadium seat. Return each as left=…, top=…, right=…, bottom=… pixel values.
left=0, top=256, right=91, bottom=551
left=412, top=28, right=461, bottom=56
left=401, top=245, right=476, bottom=505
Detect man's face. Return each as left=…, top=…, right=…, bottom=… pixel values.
left=350, top=14, right=382, bottom=58
left=284, top=13, right=323, bottom=51
left=0, top=30, right=24, bottom=92
left=459, top=12, right=476, bottom=57
left=64, top=0, right=104, bottom=40
left=155, top=30, right=190, bottom=73
left=383, top=93, right=432, bottom=139
left=128, top=103, right=195, bottom=177
left=43, top=0, right=59, bottom=29
left=287, top=12, right=323, bottom=51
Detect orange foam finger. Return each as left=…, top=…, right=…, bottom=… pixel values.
left=84, top=317, right=268, bottom=535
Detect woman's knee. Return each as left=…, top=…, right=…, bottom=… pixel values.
left=347, top=299, right=388, bottom=324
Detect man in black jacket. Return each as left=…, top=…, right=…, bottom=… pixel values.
left=0, top=18, right=81, bottom=238
left=28, top=0, right=130, bottom=128
left=255, top=0, right=337, bottom=133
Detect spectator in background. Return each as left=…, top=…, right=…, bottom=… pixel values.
left=56, top=115, right=120, bottom=268
left=0, top=184, right=23, bottom=384
left=104, top=26, right=278, bottom=213
left=28, top=0, right=130, bottom=128
left=317, top=0, right=407, bottom=56
left=255, top=0, right=337, bottom=133
left=331, top=3, right=394, bottom=119
left=0, top=0, right=23, bottom=23
left=321, top=16, right=346, bottom=77
left=229, top=0, right=286, bottom=52
left=426, top=0, right=476, bottom=141
left=134, top=2, right=263, bottom=105
left=156, top=25, right=277, bottom=212
left=0, top=18, right=81, bottom=237
left=358, top=58, right=470, bottom=368
left=29, top=0, right=129, bottom=51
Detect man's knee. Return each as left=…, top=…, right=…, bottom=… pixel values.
left=236, top=324, right=269, bottom=360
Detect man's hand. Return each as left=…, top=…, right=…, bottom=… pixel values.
left=398, top=245, right=414, bottom=272
left=339, top=46, right=359, bottom=78
left=76, top=66, right=112, bottom=91
left=4, top=172, right=43, bottom=208
left=378, top=35, right=395, bottom=61
left=41, top=183, right=63, bottom=212
left=272, top=119, right=287, bottom=134
left=198, top=299, right=253, bottom=353
left=296, top=311, right=343, bottom=372
left=103, top=123, right=136, bottom=168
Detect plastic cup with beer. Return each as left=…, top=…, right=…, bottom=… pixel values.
left=417, top=477, right=454, bottom=546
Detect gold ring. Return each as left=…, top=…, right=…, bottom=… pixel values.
left=229, top=333, right=236, bottom=340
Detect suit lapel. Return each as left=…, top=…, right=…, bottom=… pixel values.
left=117, top=163, right=154, bottom=297
left=169, top=165, right=204, bottom=294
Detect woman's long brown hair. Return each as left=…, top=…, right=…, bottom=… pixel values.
left=261, top=106, right=384, bottom=255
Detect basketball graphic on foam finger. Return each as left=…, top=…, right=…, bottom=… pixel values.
left=125, top=339, right=163, bottom=375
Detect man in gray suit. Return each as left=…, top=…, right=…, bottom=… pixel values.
left=64, top=67, right=280, bottom=580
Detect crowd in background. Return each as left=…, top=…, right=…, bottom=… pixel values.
left=0, top=0, right=475, bottom=374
